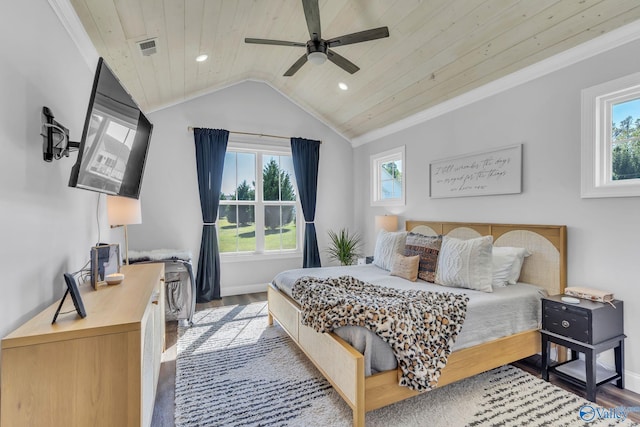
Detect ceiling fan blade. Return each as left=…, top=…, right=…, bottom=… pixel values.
left=284, top=54, right=308, bottom=76
left=245, top=38, right=306, bottom=47
left=302, top=0, right=321, bottom=40
left=327, top=49, right=359, bottom=74
left=327, top=26, right=389, bottom=48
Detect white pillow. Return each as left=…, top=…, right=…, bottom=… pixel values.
left=493, top=246, right=531, bottom=284
left=373, top=230, right=407, bottom=271
left=435, top=235, right=494, bottom=292
left=492, top=249, right=517, bottom=287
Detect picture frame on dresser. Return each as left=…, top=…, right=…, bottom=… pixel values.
left=52, top=273, right=86, bottom=324
left=90, top=243, right=121, bottom=289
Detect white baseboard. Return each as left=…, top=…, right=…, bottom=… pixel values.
left=624, top=369, right=640, bottom=394
left=220, top=283, right=268, bottom=298
left=598, top=360, right=640, bottom=394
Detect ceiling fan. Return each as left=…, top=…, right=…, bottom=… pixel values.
left=245, top=0, right=389, bottom=76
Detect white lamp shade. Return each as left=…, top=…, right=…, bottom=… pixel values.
left=107, top=196, right=142, bottom=226
left=375, top=215, right=398, bottom=233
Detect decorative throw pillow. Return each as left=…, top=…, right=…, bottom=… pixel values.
left=493, top=246, right=531, bottom=284
left=372, top=230, right=407, bottom=271
left=435, top=235, right=494, bottom=292
left=404, top=232, right=442, bottom=283
left=390, top=254, right=420, bottom=282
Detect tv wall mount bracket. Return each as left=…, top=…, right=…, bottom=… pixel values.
left=41, top=106, right=80, bottom=162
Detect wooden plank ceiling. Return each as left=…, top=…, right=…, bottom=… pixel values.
left=69, top=0, right=640, bottom=141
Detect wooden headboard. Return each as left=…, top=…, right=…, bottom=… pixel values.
left=405, top=221, right=567, bottom=296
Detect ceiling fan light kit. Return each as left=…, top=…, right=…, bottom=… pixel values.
left=245, top=0, right=389, bottom=76
left=308, top=51, right=326, bottom=65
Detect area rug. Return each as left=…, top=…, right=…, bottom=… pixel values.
left=175, top=302, right=637, bottom=426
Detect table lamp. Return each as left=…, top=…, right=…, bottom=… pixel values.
left=107, top=195, right=142, bottom=265
left=375, top=215, right=398, bottom=233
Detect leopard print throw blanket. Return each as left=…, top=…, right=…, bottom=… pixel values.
left=292, top=275, right=469, bottom=392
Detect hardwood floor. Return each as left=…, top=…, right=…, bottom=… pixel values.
left=151, top=292, right=640, bottom=426
left=513, top=357, right=640, bottom=423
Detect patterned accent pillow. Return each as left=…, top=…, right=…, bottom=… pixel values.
left=436, top=235, right=494, bottom=292
left=390, top=254, right=420, bottom=281
left=404, top=232, right=442, bottom=283
left=373, top=230, right=407, bottom=271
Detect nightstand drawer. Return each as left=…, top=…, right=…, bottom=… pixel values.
left=542, top=296, right=623, bottom=344
left=543, top=304, right=589, bottom=342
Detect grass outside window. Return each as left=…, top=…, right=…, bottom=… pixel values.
left=218, top=217, right=297, bottom=253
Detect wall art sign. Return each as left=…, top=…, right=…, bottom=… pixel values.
left=429, top=144, right=522, bottom=198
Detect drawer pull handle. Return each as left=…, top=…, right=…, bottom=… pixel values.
left=561, top=306, right=567, bottom=310
left=562, top=320, right=570, bottom=328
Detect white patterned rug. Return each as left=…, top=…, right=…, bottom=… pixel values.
left=175, top=302, right=637, bottom=426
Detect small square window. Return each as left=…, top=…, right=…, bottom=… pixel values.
left=582, top=72, right=640, bottom=198
left=371, top=146, right=405, bottom=206
left=611, top=99, right=640, bottom=181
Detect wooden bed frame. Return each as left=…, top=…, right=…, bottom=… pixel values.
left=267, top=221, right=567, bottom=427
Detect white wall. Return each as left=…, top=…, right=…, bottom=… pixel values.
left=353, top=38, right=640, bottom=392
left=131, top=81, right=354, bottom=296
left=0, top=2, right=107, bottom=345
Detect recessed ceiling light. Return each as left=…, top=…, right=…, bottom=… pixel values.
left=196, top=54, right=208, bottom=62
left=338, top=82, right=348, bottom=91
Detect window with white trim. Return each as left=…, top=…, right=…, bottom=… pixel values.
left=581, top=72, right=640, bottom=198
left=219, top=143, right=299, bottom=254
left=371, top=146, right=405, bottom=206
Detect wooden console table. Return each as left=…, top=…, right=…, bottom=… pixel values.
left=1, top=263, right=165, bottom=427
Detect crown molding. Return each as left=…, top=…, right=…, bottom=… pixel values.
left=351, top=19, right=640, bottom=147
left=47, top=0, right=99, bottom=69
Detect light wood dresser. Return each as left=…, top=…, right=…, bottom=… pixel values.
left=1, top=263, right=165, bottom=427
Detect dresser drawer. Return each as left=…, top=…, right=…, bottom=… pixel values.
left=543, top=302, right=589, bottom=342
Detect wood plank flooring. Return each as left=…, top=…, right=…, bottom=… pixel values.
left=151, top=292, right=640, bottom=426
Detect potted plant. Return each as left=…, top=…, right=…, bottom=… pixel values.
left=326, top=228, right=362, bottom=266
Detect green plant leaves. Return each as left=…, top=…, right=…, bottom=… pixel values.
left=326, top=228, right=362, bottom=266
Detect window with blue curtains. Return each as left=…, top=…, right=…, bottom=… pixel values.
left=193, top=128, right=229, bottom=301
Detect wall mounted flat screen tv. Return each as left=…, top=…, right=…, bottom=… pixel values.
left=69, top=57, right=153, bottom=199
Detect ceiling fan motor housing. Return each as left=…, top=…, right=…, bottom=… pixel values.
left=306, top=40, right=327, bottom=55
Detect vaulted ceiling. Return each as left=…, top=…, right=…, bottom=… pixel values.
left=67, top=0, right=640, bottom=142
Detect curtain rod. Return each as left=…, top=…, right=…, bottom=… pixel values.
left=187, top=126, right=321, bottom=143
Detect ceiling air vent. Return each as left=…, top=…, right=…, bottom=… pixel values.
left=137, top=39, right=157, bottom=56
